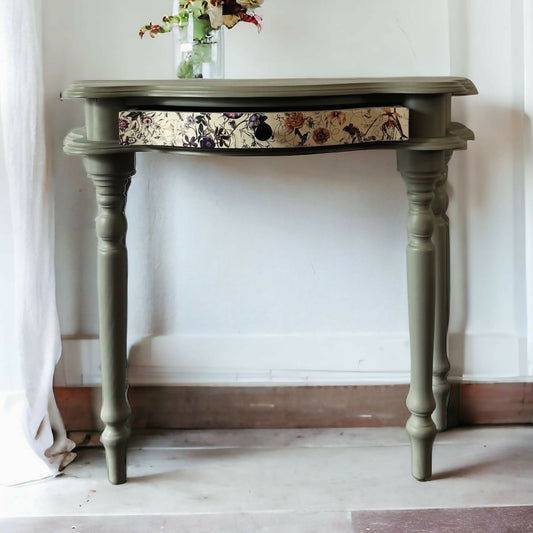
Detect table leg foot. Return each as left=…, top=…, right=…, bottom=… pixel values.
left=406, top=414, right=436, bottom=481
left=432, top=380, right=450, bottom=432
left=102, top=427, right=129, bottom=485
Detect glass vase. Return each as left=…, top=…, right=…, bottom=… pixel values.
left=173, top=15, right=225, bottom=79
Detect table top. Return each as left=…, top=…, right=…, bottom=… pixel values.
left=62, top=77, right=477, bottom=100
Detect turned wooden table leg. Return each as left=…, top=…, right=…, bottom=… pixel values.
left=398, top=150, right=444, bottom=481
left=83, top=153, right=135, bottom=485
left=431, top=150, right=452, bottom=431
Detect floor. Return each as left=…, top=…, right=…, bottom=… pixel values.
left=1, top=426, right=532, bottom=532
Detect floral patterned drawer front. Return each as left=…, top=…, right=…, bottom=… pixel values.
left=118, top=107, right=409, bottom=150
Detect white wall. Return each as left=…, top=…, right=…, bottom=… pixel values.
left=447, top=0, right=531, bottom=379
left=43, top=0, right=533, bottom=385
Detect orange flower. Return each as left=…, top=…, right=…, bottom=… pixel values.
left=284, top=112, right=306, bottom=132
left=381, top=108, right=401, bottom=131
left=328, top=110, right=347, bottom=125
left=139, top=23, right=165, bottom=39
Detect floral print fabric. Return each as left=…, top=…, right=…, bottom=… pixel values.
left=118, top=107, right=408, bottom=150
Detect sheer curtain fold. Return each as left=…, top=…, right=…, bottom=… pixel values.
left=0, top=0, right=75, bottom=486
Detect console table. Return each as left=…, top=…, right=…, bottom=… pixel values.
left=63, top=78, right=476, bottom=484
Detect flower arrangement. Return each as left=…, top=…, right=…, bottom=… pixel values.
left=140, top=1, right=263, bottom=78
left=139, top=0, right=264, bottom=41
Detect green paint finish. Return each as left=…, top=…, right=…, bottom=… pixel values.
left=62, top=77, right=477, bottom=100
left=432, top=151, right=453, bottom=432
left=62, top=78, right=476, bottom=484
left=83, top=153, right=135, bottom=485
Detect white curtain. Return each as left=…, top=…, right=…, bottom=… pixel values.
left=0, top=0, right=75, bottom=485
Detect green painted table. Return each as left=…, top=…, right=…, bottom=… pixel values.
left=63, top=78, right=477, bottom=484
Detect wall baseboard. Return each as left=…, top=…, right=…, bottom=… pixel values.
left=458, top=382, right=533, bottom=425
left=55, top=382, right=533, bottom=433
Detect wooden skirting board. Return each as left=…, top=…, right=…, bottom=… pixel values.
left=55, top=383, right=533, bottom=435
